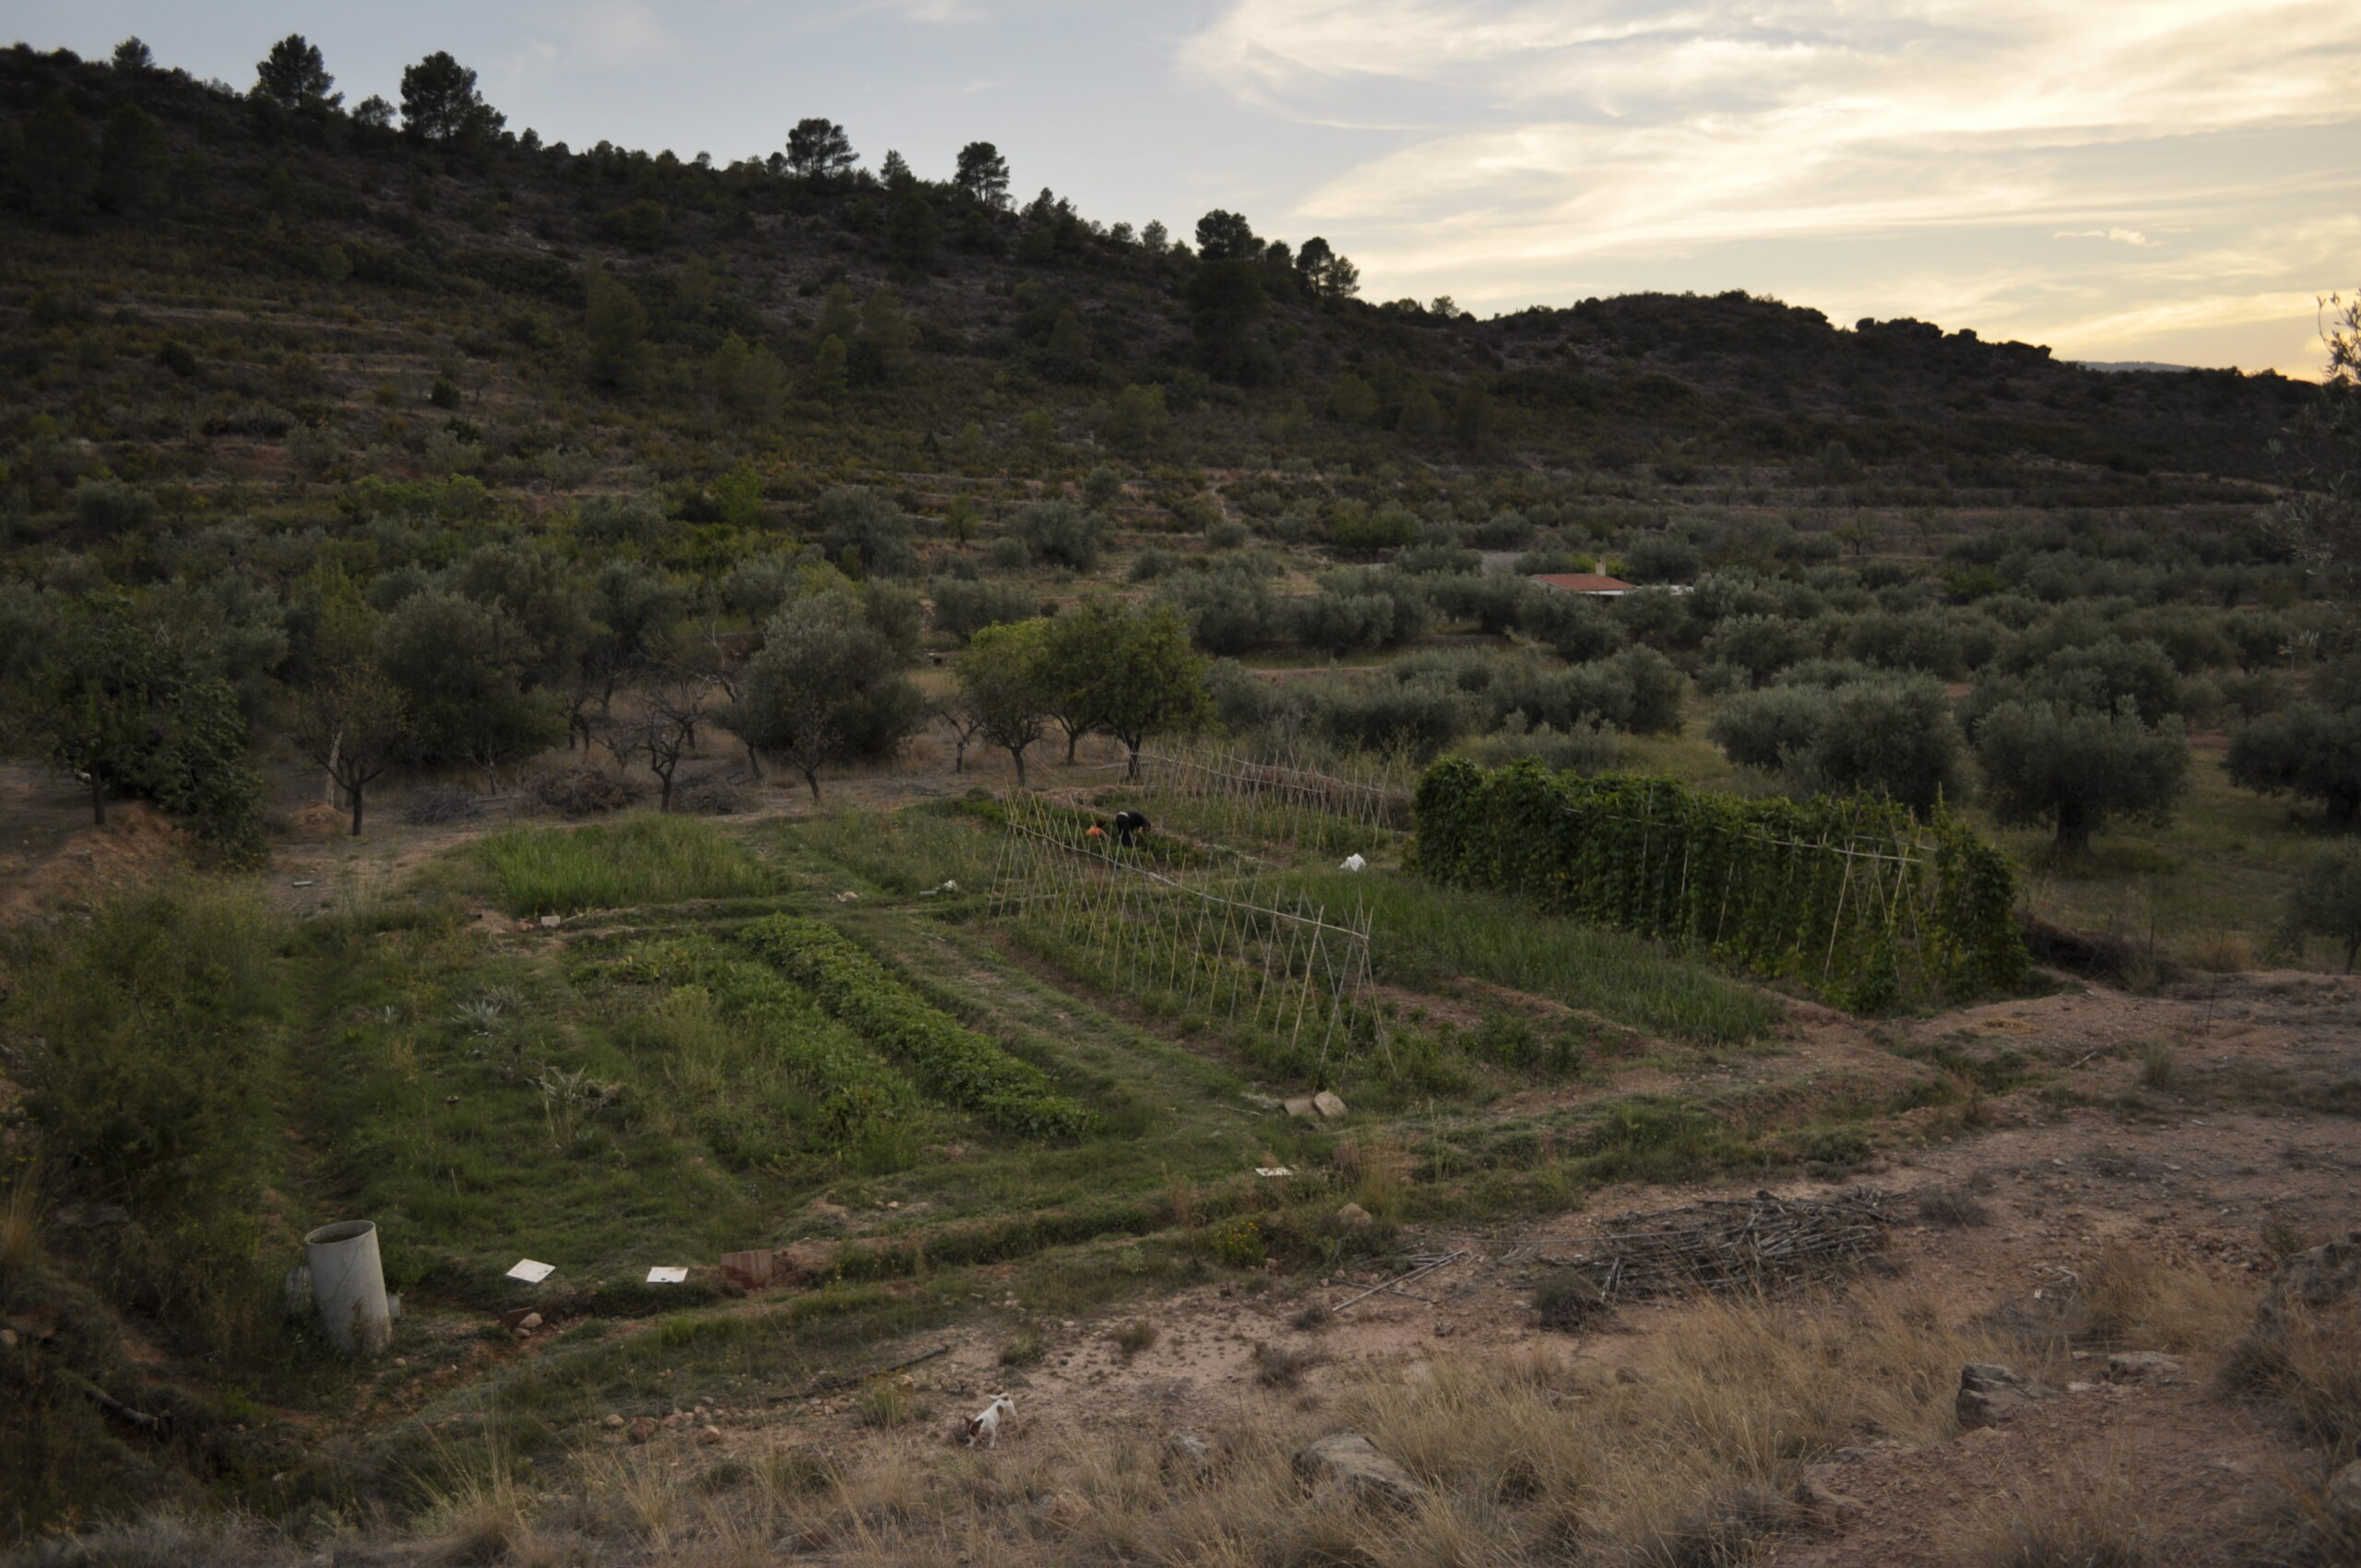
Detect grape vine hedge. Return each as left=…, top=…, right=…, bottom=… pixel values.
left=737, top=916, right=1097, bottom=1140
left=1410, top=758, right=2025, bottom=1010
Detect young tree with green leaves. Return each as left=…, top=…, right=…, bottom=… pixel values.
left=292, top=662, right=409, bottom=836
left=17, top=593, right=266, bottom=854
left=1041, top=601, right=1213, bottom=777
left=956, top=619, right=1054, bottom=785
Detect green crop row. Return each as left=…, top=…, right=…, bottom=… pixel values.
left=737, top=916, right=1097, bottom=1141
left=611, top=936, right=925, bottom=1140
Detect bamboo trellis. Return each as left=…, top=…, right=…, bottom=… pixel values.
left=1129, top=738, right=1417, bottom=851
left=990, top=791, right=1385, bottom=1074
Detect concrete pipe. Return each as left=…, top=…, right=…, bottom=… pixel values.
left=304, top=1219, right=393, bottom=1356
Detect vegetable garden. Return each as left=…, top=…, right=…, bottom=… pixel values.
left=990, top=790, right=1385, bottom=1081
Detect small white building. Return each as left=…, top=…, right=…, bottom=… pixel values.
left=1529, top=572, right=1637, bottom=598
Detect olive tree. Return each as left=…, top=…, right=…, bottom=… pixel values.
left=1973, top=699, right=2189, bottom=855
left=2275, top=846, right=2361, bottom=971
left=2225, top=658, right=2361, bottom=824
left=715, top=591, right=921, bottom=799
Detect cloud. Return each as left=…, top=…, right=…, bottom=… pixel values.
left=1180, top=0, right=2361, bottom=359
left=861, top=0, right=987, bottom=20
left=2055, top=228, right=2160, bottom=246
left=514, top=0, right=679, bottom=77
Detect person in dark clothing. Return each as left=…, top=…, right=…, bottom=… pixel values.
left=1112, top=809, right=1151, bottom=848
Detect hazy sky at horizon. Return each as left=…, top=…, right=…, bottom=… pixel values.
left=10, top=0, right=2356, bottom=374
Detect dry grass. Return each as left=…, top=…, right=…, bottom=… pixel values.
left=2228, top=1300, right=2361, bottom=1457
left=2074, top=1245, right=2256, bottom=1356
left=1961, top=1455, right=2159, bottom=1567
left=21, top=1259, right=2280, bottom=1568
left=2179, top=934, right=2253, bottom=974
left=0, top=1157, right=40, bottom=1271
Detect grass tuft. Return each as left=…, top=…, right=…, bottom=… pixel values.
left=477, top=814, right=773, bottom=916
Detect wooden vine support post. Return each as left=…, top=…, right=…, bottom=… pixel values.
left=990, top=790, right=1385, bottom=1068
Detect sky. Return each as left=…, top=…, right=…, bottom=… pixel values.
left=11, top=0, right=2358, bottom=374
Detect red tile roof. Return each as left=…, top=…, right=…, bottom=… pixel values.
left=1530, top=573, right=1635, bottom=593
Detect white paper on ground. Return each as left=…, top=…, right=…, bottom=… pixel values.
left=505, top=1258, right=556, bottom=1283
left=646, top=1266, right=689, bottom=1284
left=1254, top=1167, right=1294, bottom=1178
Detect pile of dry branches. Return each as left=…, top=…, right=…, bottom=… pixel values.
left=1537, top=1189, right=1893, bottom=1325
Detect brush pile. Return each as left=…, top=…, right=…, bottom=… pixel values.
left=1536, top=1189, right=1892, bottom=1327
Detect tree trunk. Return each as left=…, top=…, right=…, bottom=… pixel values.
left=89, top=771, right=106, bottom=826
left=1010, top=746, right=1027, bottom=786
left=349, top=781, right=365, bottom=837
left=744, top=741, right=762, bottom=779
left=802, top=766, right=823, bottom=802
left=324, top=730, right=341, bottom=807
left=658, top=770, right=674, bottom=812
left=2052, top=803, right=2093, bottom=857
left=1125, top=742, right=1142, bottom=781
left=1064, top=725, right=1081, bottom=764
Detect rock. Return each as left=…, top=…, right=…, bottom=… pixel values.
left=2105, top=1351, right=2185, bottom=1384
left=2325, top=1460, right=2361, bottom=1537
left=519, top=1313, right=542, bottom=1332
left=1335, top=1203, right=1374, bottom=1231
left=1295, top=1430, right=1425, bottom=1509
left=602, top=1413, right=624, bottom=1429
left=1284, top=1096, right=1320, bottom=1120
left=2255, top=1236, right=2361, bottom=1329
left=1311, top=1090, right=1348, bottom=1121
left=627, top=1417, right=658, bottom=1443
left=1956, top=1363, right=2043, bottom=1428
left=1794, top=1470, right=1867, bottom=1527
left=1165, top=1431, right=1215, bottom=1479
left=696, top=1424, right=724, bottom=1445
left=539, top=914, right=561, bottom=929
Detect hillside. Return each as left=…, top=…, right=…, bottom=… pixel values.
left=0, top=37, right=2317, bottom=548
left=3, top=32, right=2359, bottom=1568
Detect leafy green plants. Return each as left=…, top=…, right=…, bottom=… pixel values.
left=737, top=916, right=1095, bottom=1139
left=1411, top=757, right=2026, bottom=1010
